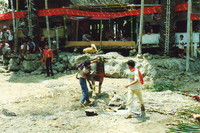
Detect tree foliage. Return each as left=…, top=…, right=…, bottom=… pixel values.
left=0, top=0, right=10, bottom=14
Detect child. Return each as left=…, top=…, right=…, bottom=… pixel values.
left=51, top=40, right=59, bottom=60
left=43, top=44, right=54, bottom=77
left=20, top=40, right=29, bottom=60
left=178, top=35, right=186, bottom=58
left=124, top=60, right=145, bottom=119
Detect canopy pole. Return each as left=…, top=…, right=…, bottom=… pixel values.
left=15, top=0, right=19, bottom=53
left=63, top=15, right=68, bottom=41
left=55, top=27, right=59, bottom=49
left=130, top=7, right=134, bottom=41
left=10, top=0, right=16, bottom=52
left=186, top=0, right=192, bottom=72
left=27, top=0, right=33, bottom=38
left=100, top=8, right=103, bottom=49
left=45, top=0, right=51, bottom=48
left=138, top=0, right=145, bottom=55
left=75, top=20, right=79, bottom=41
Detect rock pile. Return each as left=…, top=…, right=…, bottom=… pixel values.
left=1, top=52, right=200, bottom=81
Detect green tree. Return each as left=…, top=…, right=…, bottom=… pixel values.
left=0, top=0, right=10, bottom=14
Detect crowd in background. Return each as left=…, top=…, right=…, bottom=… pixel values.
left=0, top=25, right=60, bottom=77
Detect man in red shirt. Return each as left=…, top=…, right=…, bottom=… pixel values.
left=43, top=44, right=54, bottom=77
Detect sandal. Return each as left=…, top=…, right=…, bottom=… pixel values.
left=80, top=103, right=85, bottom=107
left=124, top=115, right=133, bottom=119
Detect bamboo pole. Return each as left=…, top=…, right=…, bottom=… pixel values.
left=138, top=0, right=145, bottom=55
left=15, top=0, right=19, bottom=53
left=100, top=19, right=103, bottom=48
left=186, top=0, right=192, bottom=72
left=27, top=0, right=32, bottom=37
left=10, top=0, right=16, bottom=52
left=75, top=20, right=79, bottom=41
left=63, top=15, right=67, bottom=41
left=100, top=8, right=103, bottom=49
left=131, top=16, right=133, bottom=41
left=55, top=27, right=59, bottom=49
left=45, top=0, right=51, bottom=48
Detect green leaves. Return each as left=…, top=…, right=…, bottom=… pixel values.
left=146, top=81, right=177, bottom=92
left=169, top=124, right=200, bottom=133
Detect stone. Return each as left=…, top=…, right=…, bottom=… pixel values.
left=24, top=54, right=39, bottom=61
left=1, top=108, right=17, bottom=117
left=54, top=63, right=66, bottom=72
left=108, top=94, right=126, bottom=107
left=101, top=52, right=124, bottom=59
left=8, top=58, right=20, bottom=71
left=104, top=59, right=128, bottom=78
left=31, top=68, right=43, bottom=75
left=137, top=54, right=143, bottom=59
left=143, top=53, right=150, bottom=58
left=0, top=67, right=8, bottom=73
left=6, top=53, right=19, bottom=58
left=85, top=109, right=98, bottom=116
left=129, top=49, right=137, bottom=56
left=3, top=59, right=9, bottom=66
left=22, top=60, right=40, bottom=72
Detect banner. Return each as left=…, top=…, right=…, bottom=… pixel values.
left=0, top=3, right=199, bottom=21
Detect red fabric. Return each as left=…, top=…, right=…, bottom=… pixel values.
left=130, top=67, right=144, bottom=85
left=0, top=3, right=199, bottom=21
left=176, top=3, right=188, bottom=12
left=43, top=49, right=53, bottom=58
left=137, top=69, right=144, bottom=85
left=191, top=14, right=200, bottom=21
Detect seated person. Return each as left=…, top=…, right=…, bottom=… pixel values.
left=0, top=40, right=11, bottom=55
left=82, top=33, right=92, bottom=42
left=121, top=37, right=127, bottom=41
left=51, top=40, right=59, bottom=60
left=116, top=32, right=122, bottom=41
left=108, top=36, right=114, bottom=41
left=20, top=40, right=30, bottom=58
left=27, top=38, right=36, bottom=53
left=143, top=22, right=154, bottom=34
left=177, top=35, right=186, bottom=58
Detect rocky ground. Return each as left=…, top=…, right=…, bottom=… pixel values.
left=0, top=72, right=199, bottom=132
left=0, top=53, right=199, bottom=133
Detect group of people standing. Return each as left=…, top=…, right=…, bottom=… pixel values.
left=38, top=35, right=59, bottom=77
left=78, top=59, right=146, bottom=119
left=0, top=25, right=59, bottom=77
left=20, top=35, right=59, bottom=77
left=0, top=25, right=13, bottom=55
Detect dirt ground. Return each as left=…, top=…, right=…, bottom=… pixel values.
left=0, top=71, right=199, bottom=133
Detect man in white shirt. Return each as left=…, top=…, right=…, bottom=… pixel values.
left=0, top=40, right=11, bottom=55
left=178, top=35, right=186, bottom=59
left=20, top=40, right=30, bottom=57
left=124, top=60, right=145, bottom=119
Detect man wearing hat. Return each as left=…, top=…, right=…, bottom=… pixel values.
left=51, top=40, right=59, bottom=60
left=2, top=26, right=9, bottom=41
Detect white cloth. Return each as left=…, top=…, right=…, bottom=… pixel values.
left=21, top=45, right=30, bottom=50
left=2, top=43, right=11, bottom=55
left=0, top=32, right=3, bottom=39
left=178, top=40, right=185, bottom=49
left=79, top=67, right=90, bottom=79
left=128, top=69, right=142, bottom=90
